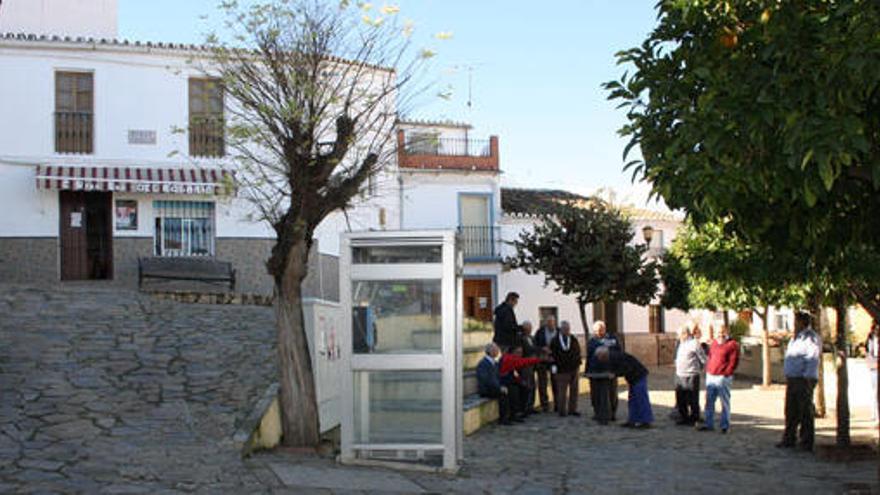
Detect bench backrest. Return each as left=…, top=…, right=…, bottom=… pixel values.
left=139, top=256, right=233, bottom=278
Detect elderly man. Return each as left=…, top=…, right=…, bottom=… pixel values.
left=777, top=312, right=822, bottom=451
left=674, top=325, right=706, bottom=426
left=698, top=324, right=740, bottom=433
left=587, top=320, right=621, bottom=423
left=519, top=321, right=538, bottom=415
left=477, top=343, right=513, bottom=425
left=551, top=321, right=582, bottom=417
left=493, top=292, right=520, bottom=350
left=534, top=316, right=559, bottom=412
left=596, top=346, right=653, bottom=428
left=499, top=344, right=545, bottom=421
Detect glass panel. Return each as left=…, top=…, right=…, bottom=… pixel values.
left=459, top=195, right=489, bottom=227
left=189, top=218, right=212, bottom=256
left=76, top=74, right=93, bottom=92
left=163, top=218, right=183, bottom=252
left=76, top=91, right=92, bottom=112
left=56, top=74, right=72, bottom=91
left=353, top=370, right=442, bottom=444
left=352, top=279, right=441, bottom=354
left=352, top=245, right=441, bottom=264
left=56, top=91, right=73, bottom=112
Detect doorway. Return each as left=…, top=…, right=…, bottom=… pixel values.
left=59, top=191, right=113, bottom=280
left=463, top=278, right=493, bottom=322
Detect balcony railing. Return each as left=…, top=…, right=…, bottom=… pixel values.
left=189, top=117, right=225, bottom=158
left=405, top=137, right=492, bottom=157
left=458, top=226, right=501, bottom=260
left=55, top=112, right=93, bottom=154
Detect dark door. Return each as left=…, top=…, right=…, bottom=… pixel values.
left=463, top=279, right=493, bottom=322
left=59, top=191, right=113, bottom=280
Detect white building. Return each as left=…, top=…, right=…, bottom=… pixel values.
left=0, top=0, right=690, bottom=359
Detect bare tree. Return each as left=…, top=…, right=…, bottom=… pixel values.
left=199, top=0, right=431, bottom=447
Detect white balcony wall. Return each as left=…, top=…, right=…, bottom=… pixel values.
left=400, top=171, right=499, bottom=231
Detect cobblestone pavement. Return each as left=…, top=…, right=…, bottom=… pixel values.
left=0, top=284, right=279, bottom=493
left=1, top=284, right=877, bottom=494
left=254, top=367, right=879, bottom=495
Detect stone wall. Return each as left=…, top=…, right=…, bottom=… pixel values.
left=215, top=238, right=339, bottom=300
left=0, top=237, right=58, bottom=284
left=113, top=237, right=152, bottom=287
left=625, top=333, right=677, bottom=367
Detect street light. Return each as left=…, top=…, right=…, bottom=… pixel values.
left=642, top=225, right=654, bottom=246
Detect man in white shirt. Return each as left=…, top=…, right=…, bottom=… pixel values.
left=777, top=312, right=822, bottom=451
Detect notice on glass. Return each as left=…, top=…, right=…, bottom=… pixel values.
left=70, top=212, right=82, bottom=228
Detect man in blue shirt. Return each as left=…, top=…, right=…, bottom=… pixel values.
left=477, top=343, right=514, bottom=425
left=777, top=312, right=822, bottom=451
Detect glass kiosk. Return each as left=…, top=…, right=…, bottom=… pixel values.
left=340, top=231, right=463, bottom=472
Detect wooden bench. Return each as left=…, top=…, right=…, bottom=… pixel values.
left=138, top=256, right=236, bottom=290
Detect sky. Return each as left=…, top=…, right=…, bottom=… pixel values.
left=118, top=0, right=660, bottom=206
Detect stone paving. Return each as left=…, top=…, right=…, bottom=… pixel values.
left=0, top=284, right=278, bottom=493
left=1, top=283, right=878, bottom=494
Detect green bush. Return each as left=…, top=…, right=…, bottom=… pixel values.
left=728, top=319, right=750, bottom=343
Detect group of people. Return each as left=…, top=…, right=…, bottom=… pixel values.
left=477, top=292, right=655, bottom=428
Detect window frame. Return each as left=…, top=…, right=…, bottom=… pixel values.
left=152, top=201, right=216, bottom=257
left=188, top=77, right=225, bottom=158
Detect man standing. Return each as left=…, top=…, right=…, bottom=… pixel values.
left=534, top=316, right=559, bottom=412
left=551, top=321, right=582, bottom=417
left=698, top=325, right=739, bottom=433
left=596, top=346, right=654, bottom=429
left=477, top=343, right=513, bottom=425
left=586, top=320, right=621, bottom=423
left=863, top=322, right=879, bottom=423
left=674, top=326, right=706, bottom=426
left=777, top=312, right=822, bottom=451
left=493, top=292, right=520, bottom=350
left=519, top=321, right=538, bottom=415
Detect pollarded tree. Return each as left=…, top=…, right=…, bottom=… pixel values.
left=199, top=0, right=432, bottom=447
left=506, top=201, right=659, bottom=341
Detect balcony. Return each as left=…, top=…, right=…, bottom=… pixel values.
left=457, top=226, right=501, bottom=261
left=55, top=112, right=93, bottom=154
left=189, top=117, right=225, bottom=158
left=397, top=130, right=499, bottom=171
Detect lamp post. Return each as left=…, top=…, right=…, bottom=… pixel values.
left=642, top=225, right=654, bottom=247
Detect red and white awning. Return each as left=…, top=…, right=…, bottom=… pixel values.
left=35, top=165, right=235, bottom=196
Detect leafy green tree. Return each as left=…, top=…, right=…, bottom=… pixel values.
left=201, top=1, right=431, bottom=447
left=506, top=201, right=659, bottom=340
left=606, top=0, right=880, bottom=445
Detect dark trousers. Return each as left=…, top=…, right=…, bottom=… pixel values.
left=675, top=375, right=701, bottom=424
left=553, top=372, right=579, bottom=416
left=590, top=377, right=619, bottom=421
left=481, top=388, right=512, bottom=423
left=782, top=377, right=817, bottom=448
left=517, top=383, right=532, bottom=415
left=537, top=365, right=557, bottom=411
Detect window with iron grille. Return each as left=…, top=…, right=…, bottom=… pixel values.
left=189, top=78, right=225, bottom=157
left=55, top=72, right=94, bottom=154
left=153, top=201, right=215, bottom=257
left=649, top=304, right=665, bottom=334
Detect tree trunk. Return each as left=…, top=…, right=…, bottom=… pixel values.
left=578, top=298, right=590, bottom=337
left=835, top=294, right=850, bottom=446
left=756, top=306, right=771, bottom=387
left=722, top=310, right=730, bottom=331
left=812, top=298, right=827, bottom=418
left=274, top=238, right=321, bottom=447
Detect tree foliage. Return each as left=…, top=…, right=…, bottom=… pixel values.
left=506, top=202, right=659, bottom=333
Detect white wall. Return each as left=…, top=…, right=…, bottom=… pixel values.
left=0, top=162, right=58, bottom=236
left=0, top=0, right=118, bottom=39
left=400, top=171, right=499, bottom=230
left=398, top=122, right=468, bottom=141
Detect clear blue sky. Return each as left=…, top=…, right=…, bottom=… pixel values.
left=119, top=0, right=659, bottom=203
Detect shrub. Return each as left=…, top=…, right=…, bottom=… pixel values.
left=728, top=319, right=750, bottom=343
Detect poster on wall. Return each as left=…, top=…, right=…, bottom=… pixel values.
left=115, top=200, right=138, bottom=230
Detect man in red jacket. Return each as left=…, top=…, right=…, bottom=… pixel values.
left=499, top=345, right=545, bottom=421
left=698, top=325, right=740, bottom=433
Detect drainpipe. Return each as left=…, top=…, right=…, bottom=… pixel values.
left=397, top=174, right=404, bottom=230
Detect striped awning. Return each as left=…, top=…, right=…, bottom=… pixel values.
left=35, top=165, right=235, bottom=196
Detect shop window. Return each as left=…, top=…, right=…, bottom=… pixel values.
left=153, top=201, right=215, bottom=256
left=649, top=304, right=665, bottom=334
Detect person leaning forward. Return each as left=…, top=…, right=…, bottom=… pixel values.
left=550, top=321, right=582, bottom=417
left=586, top=320, right=620, bottom=424
left=777, top=312, right=821, bottom=452
left=493, top=292, right=520, bottom=350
